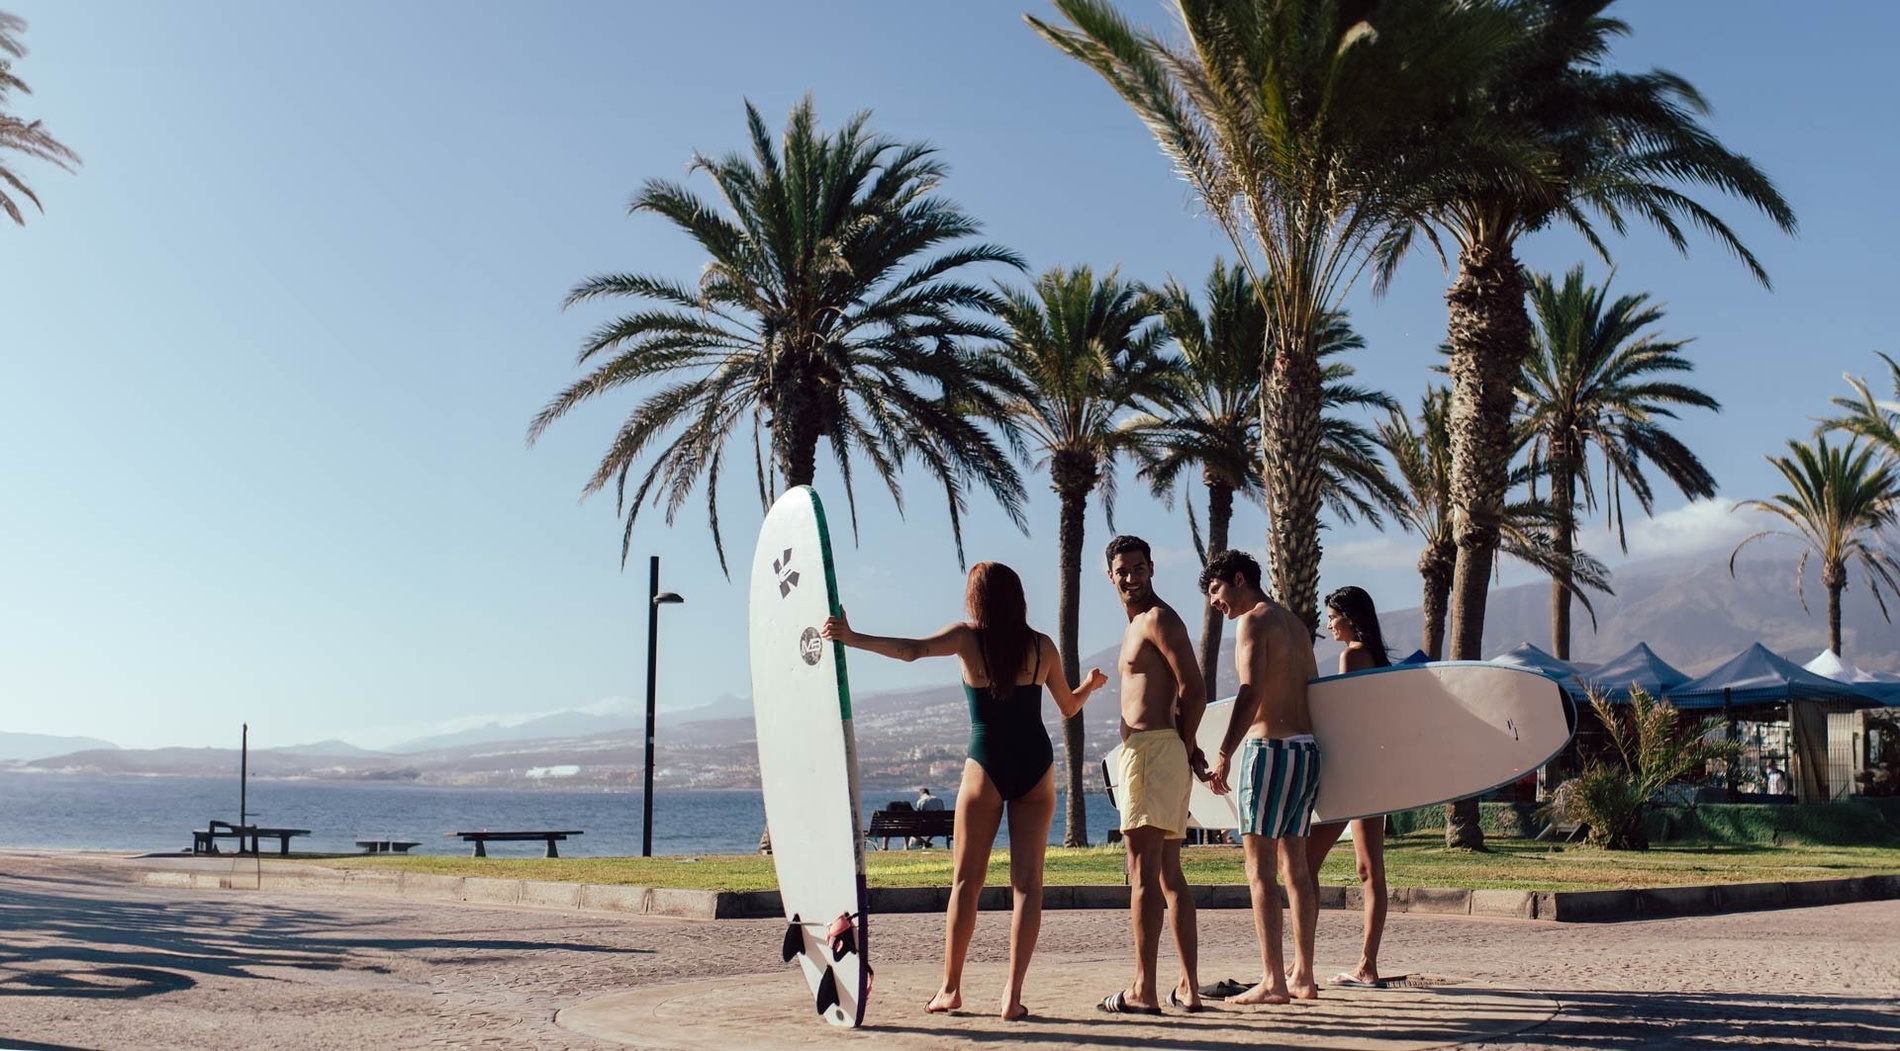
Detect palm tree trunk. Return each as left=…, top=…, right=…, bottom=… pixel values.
left=771, top=378, right=823, bottom=489
left=1419, top=541, right=1456, bottom=660
left=1549, top=438, right=1579, bottom=660
left=1051, top=450, right=1098, bottom=847
left=1262, top=333, right=1325, bottom=636
left=1442, top=240, right=1531, bottom=851
left=1197, top=476, right=1235, bottom=702
left=1824, top=561, right=1845, bottom=656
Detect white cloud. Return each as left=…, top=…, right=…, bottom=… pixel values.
left=1326, top=534, right=1421, bottom=571
left=1605, top=499, right=1772, bottom=564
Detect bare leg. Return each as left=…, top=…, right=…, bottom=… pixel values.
left=1158, top=837, right=1200, bottom=1008
left=1350, top=817, right=1387, bottom=983
left=1121, top=826, right=1166, bottom=1010
left=1304, top=819, right=1347, bottom=886
left=930, top=761, right=1003, bottom=1013
left=1280, top=835, right=1319, bottom=999
left=1228, top=832, right=1289, bottom=1004
left=1000, top=771, right=1055, bottom=1020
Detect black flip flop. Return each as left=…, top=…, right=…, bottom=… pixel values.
left=1167, top=989, right=1206, bottom=1013
left=1199, top=978, right=1248, bottom=999
left=1097, top=990, right=1162, bottom=1016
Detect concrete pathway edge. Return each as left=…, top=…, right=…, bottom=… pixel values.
left=137, top=865, right=1900, bottom=923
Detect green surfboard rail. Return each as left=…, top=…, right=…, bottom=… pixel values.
left=801, top=485, right=853, bottom=722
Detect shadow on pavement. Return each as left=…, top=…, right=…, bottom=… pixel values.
left=1497, top=988, right=1898, bottom=1048
left=0, top=876, right=642, bottom=1002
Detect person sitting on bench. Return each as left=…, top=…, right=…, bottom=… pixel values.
left=913, top=787, right=946, bottom=847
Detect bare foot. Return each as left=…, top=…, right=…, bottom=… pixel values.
left=1170, top=984, right=1204, bottom=1011
left=1289, top=978, right=1320, bottom=1000
left=924, top=989, right=961, bottom=1013
left=1226, top=981, right=1291, bottom=1005
left=1001, top=1002, right=1029, bottom=1021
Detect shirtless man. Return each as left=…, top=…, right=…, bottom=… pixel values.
left=1203, top=549, right=1321, bottom=1004
left=1098, top=535, right=1208, bottom=1016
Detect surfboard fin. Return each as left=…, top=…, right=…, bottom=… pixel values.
left=826, top=912, right=857, bottom=959
left=814, top=965, right=840, bottom=1017
left=781, top=914, right=803, bottom=963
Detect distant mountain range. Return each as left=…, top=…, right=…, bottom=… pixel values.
left=0, top=732, right=118, bottom=764
left=8, top=555, right=1891, bottom=787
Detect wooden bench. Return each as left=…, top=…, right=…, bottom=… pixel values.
left=448, top=830, right=583, bottom=858
left=192, top=820, right=312, bottom=856
left=864, top=809, right=955, bottom=850
left=356, top=839, right=421, bottom=854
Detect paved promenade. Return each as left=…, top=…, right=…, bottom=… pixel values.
left=1, top=850, right=1895, bottom=1050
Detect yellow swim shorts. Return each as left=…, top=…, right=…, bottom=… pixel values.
left=1115, top=729, right=1191, bottom=840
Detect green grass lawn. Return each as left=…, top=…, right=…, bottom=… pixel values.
left=310, top=834, right=1900, bottom=894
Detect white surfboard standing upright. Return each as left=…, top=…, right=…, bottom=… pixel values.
left=1107, top=662, right=1573, bottom=831
left=748, top=486, right=870, bottom=1027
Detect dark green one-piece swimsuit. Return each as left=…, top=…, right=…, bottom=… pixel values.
left=964, top=639, right=1054, bottom=802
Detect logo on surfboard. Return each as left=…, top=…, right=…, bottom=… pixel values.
left=773, top=548, right=800, bottom=597
left=798, top=627, right=824, bottom=665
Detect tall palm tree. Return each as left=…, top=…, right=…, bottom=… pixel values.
left=1520, top=266, right=1719, bottom=659
left=530, top=97, right=1029, bottom=572
left=1128, top=261, right=1400, bottom=698
left=1407, top=0, right=1794, bottom=850
left=992, top=265, right=1172, bottom=846
left=1379, top=388, right=1610, bottom=660
left=1409, top=0, right=1793, bottom=665
left=1029, top=0, right=1520, bottom=634
left=0, top=12, right=80, bottom=225
left=1730, top=437, right=1900, bottom=658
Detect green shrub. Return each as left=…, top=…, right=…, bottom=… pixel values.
left=1542, top=687, right=1740, bottom=850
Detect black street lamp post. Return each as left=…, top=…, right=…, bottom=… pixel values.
left=644, top=555, right=684, bottom=857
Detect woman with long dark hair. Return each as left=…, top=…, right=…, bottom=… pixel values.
left=1307, top=585, right=1394, bottom=987
left=824, top=562, right=1106, bottom=1021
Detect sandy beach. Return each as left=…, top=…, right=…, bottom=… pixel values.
left=2, top=849, right=1896, bottom=1049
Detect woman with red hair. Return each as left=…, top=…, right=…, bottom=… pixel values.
left=825, top=561, right=1106, bottom=1021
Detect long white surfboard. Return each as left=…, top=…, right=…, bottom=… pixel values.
left=1105, top=662, right=1572, bottom=830
left=749, top=486, right=869, bottom=1027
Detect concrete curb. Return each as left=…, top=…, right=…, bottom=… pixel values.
left=137, top=865, right=1900, bottom=923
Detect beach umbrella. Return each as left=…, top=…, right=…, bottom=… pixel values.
left=1579, top=642, right=1691, bottom=704
left=1488, top=642, right=1589, bottom=699
left=1669, top=643, right=1879, bottom=802
left=1804, top=649, right=1900, bottom=706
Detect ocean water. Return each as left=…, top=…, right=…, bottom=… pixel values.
left=0, top=774, right=1124, bottom=857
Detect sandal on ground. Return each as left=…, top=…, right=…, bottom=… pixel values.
left=1330, top=972, right=1382, bottom=988
left=1199, top=978, right=1249, bottom=998
left=1096, top=990, right=1162, bottom=1016
left=1166, top=989, right=1206, bottom=1013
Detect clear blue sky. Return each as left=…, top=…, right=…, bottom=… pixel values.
left=4, top=2, right=1895, bottom=749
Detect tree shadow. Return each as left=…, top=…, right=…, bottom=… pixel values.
left=0, top=878, right=643, bottom=1002
left=1485, top=988, right=1898, bottom=1048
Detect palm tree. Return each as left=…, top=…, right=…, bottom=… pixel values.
left=530, top=97, right=1029, bottom=572
left=0, top=12, right=80, bottom=225
left=1519, top=266, right=1719, bottom=659
left=1817, top=351, right=1900, bottom=463
left=1414, top=0, right=1794, bottom=668
left=992, top=265, right=1172, bottom=846
left=1730, top=437, right=1900, bottom=658
left=1410, top=0, right=1794, bottom=851
left=1128, top=261, right=1400, bottom=697
left=1029, top=0, right=1520, bottom=634
left=1379, top=388, right=1611, bottom=660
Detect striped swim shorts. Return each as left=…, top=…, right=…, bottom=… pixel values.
left=1235, top=735, right=1321, bottom=839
